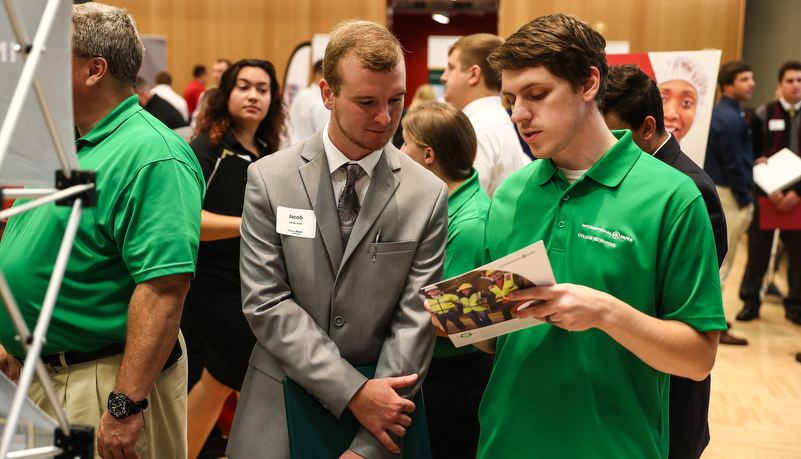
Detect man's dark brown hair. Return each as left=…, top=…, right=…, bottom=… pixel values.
left=778, top=60, right=801, bottom=82
left=717, top=61, right=751, bottom=91
left=488, top=13, right=608, bottom=101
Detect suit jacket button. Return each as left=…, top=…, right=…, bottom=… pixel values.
left=334, top=316, right=345, bottom=327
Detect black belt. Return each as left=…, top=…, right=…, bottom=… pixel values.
left=25, top=340, right=182, bottom=371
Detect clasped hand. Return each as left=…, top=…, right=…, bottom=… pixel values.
left=346, top=374, right=417, bottom=455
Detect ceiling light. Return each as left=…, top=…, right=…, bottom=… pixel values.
left=432, top=13, right=450, bottom=24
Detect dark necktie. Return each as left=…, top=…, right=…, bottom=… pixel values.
left=337, top=163, right=363, bottom=247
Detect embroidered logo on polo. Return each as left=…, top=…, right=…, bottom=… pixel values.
left=577, top=223, right=634, bottom=248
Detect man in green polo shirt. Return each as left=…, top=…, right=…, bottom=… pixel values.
left=0, top=4, right=203, bottom=459
left=461, top=14, right=727, bottom=459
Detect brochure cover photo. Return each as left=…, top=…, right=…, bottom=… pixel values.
left=422, top=241, right=555, bottom=347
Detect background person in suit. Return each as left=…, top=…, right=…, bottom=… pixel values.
left=602, top=63, right=740, bottom=459
left=135, top=76, right=188, bottom=129
left=226, top=20, right=448, bottom=459
left=738, top=60, right=801, bottom=325
left=151, top=70, right=190, bottom=123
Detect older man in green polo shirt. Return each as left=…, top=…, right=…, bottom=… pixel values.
left=450, top=14, right=727, bottom=459
left=0, top=4, right=203, bottom=459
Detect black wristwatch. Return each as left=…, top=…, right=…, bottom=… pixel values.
left=107, top=392, right=148, bottom=419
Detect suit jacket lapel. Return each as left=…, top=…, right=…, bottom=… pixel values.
left=341, top=146, right=401, bottom=265
left=299, top=133, right=344, bottom=271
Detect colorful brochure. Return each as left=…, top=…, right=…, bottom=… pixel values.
left=421, top=240, right=555, bottom=347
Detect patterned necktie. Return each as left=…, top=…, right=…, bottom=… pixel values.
left=790, top=107, right=797, bottom=119
left=337, top=163, right=363, bottom=247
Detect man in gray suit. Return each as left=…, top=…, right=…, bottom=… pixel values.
left=226, top=20, right=448, bottom=459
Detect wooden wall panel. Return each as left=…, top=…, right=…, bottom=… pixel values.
left=499, top=0, right=746, bottom=65
left=104, top=0, right=387, bottom=93
left=103, top=0, right=745, bottom=95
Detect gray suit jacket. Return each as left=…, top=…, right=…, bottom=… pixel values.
left=227, top=131, right=448, bottom=459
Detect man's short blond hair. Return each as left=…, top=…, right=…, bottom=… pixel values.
left=323, top=20, right=403, bottom=95
left=449, top=34, right=504, bottom=92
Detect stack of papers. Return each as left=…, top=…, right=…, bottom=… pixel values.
left=753, top=148, right=801, bottom=195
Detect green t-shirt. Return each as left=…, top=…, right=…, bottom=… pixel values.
left=478, top=131, right=726, bottom=459
left=433, top=169, right=490, bottom=358
left=0, top=95, right=204, bottom=357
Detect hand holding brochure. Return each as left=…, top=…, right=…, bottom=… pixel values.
left=421, top=240, right=555, bottom=347
left=753, top=148, right=801, bottom=196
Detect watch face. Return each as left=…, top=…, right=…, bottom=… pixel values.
left=109, top=394, right=130, bottom=418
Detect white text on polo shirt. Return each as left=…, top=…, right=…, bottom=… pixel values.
left=580, top=223, right=634, bottom=242
left=578, top=232, right=617, bottom=247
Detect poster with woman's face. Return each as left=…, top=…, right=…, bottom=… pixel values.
left=607, top=50, right=722, bottom=167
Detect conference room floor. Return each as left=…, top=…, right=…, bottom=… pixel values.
left=703, top=237, right=801, bottom=458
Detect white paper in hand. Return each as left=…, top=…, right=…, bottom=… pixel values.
left=753, top=148, right=801, bottom=195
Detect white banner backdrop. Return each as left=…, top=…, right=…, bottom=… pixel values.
left=283, top=42, right=311, bottom=109
left=0, top=0, right=77, bottom=187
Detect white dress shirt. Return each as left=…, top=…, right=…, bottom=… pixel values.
left=462, top=95, right=531, bottom=197
left=323, top=124, right=382, bottom=206
left=289, top=84, right=332, bottom=146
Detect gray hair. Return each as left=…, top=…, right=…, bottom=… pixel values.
left=72, top=3, right=144, bottom=88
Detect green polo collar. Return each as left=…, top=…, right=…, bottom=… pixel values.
left=534, top=130, right=641, bottom=188
left=75, top=95, right=142, bottom=151
left=448, top=168, right=481, bottom=218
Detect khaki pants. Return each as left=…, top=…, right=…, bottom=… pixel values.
left=716, top=185, right=753, bottom=288
left=24, top=335, right=188, bottom=459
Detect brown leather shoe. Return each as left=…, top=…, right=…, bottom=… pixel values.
left=719, top=330, right=748, bottom=345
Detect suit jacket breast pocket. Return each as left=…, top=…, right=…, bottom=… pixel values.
left=368, top=240, right=417, bottom=269
left=369, top=240, right=417, bottom=254
left=365, top=241, right=418, bottom=299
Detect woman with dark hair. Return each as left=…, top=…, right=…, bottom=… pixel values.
left=400, top=100, right=494, bottom=459
left=183, top=58, right=285, bottom=459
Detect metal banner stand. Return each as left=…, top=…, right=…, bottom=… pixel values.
left=0, top=0, right=95, bottom=458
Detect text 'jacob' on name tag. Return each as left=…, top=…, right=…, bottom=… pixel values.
left=276, top=206, right=317, bottom=239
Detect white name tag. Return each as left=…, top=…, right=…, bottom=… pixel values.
left=769, top=119, right=786, bottom=131
left=276, top=206, right=317, bottom=239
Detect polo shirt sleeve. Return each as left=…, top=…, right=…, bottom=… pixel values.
left=112, top=158, right=203, bottom=283
left=657, top=194, right=727, bottom=332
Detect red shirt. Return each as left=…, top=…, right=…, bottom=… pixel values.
left=183, top=80, right=205, bottom=114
